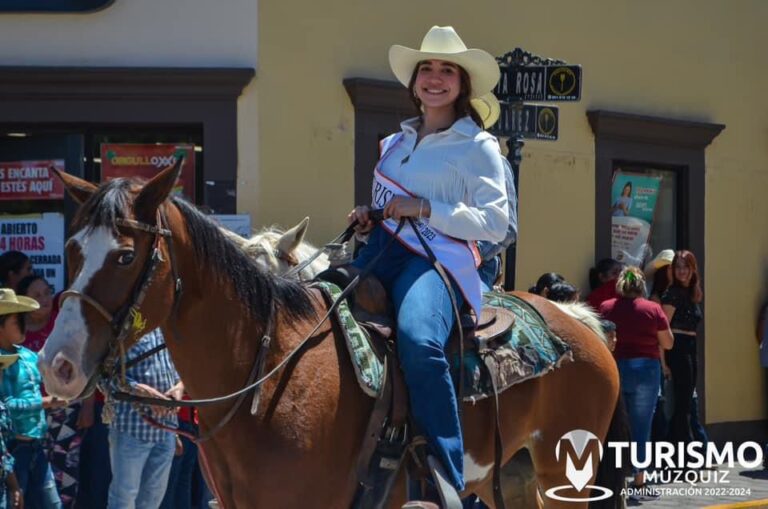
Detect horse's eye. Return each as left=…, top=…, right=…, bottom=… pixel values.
left=116, top=251, right=135, bottom=266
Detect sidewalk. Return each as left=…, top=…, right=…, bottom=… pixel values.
left=630, top=466, right=768, bottom=509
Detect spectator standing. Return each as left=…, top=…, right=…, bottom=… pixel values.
left=104, top=328, right=182, bottom=509
left=17, top=275, right=89, bottom=508
left=527, top=273, right=565, bottom=298
left=0, top=288, right=62, bottom=509
left=586, top=258, right=623, bottom=311
left=0, top=355, right=23, bottom=509
left=600, top=267, right=674, bottom=499
left=0, top=254, right=31, bottom=293
left=545, top=281, right=580, bottom=303
left=660, top=250, right=703, bottom=446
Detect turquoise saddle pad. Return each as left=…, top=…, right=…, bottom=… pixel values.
left=314, top=282, right=572, bottom=401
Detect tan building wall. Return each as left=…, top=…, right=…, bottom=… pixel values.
left=256, top=0, right=768, bottom=427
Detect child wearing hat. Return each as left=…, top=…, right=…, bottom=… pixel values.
left=0, top=352, right=23, bottom=509
left=0, top=288, right=63, bottom=508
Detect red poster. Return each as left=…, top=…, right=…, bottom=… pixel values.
left=100, top=144, right=196, bottom=200
left=0, top=160, right=65, bottom=200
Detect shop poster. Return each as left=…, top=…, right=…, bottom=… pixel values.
left=610, top=171, right=662, bottom=267
left=0, top=160, right=65, bottom=201
left=0, top=213, right=65, bottom=293
left=100, top=144, right=196, bottom=200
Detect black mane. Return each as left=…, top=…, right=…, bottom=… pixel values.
left=171, top=197, right=316, bottom=323
left=72, top=178, right=316, bottom=324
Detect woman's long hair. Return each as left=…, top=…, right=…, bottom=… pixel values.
left=407, top=62, right=484, bottom=128
left=671, top=250, right=703, bottom=303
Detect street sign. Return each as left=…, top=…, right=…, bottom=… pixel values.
left=0, top=0, right=113, bottom=12
left=489, top=103, right=559, bottom=141
left=495, top=65, right=581, bottom=102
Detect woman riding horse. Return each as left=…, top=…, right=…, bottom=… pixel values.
left=348, top=25, right=509, bottom=502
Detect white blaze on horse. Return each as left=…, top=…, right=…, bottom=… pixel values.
left=38, top=161, right=625, bottom=509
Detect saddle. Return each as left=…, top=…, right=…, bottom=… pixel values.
left=314, top=266, right=571, bottom=509
left=313, top=267, right=535, bottom=509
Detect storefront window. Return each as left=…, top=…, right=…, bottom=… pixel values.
left=611, top=164, right=679, bottom=267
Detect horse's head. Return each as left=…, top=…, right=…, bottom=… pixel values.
left=234, top=218, right=329, bottom=280
left=39, top=161, right=183, bottom=400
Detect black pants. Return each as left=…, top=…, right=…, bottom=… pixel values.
left=665, top=333, right=697, bottom=443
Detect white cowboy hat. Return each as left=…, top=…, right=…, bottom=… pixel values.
left=644, top=249, right=675, bottom=279
left=471, top=93, right=501, bottom=129
left=0, top=288, right=40, bottom=316
left=389, top=26, right=500, bottom=98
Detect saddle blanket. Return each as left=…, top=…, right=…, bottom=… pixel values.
left=314, top=282, right=572, bottom=401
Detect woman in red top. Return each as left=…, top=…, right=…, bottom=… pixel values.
left=586, top=258, right=623, bottom=310
left=18, top=275, right=93, bottom=509
left=600, top=267, right=674, bottom=499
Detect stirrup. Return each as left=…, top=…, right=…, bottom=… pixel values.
left=427, top=455, right=462, bottom=509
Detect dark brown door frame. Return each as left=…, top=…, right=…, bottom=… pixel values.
left=588, top=110, right=724, bottom=428
left=0, top=66, right=254, bottom=213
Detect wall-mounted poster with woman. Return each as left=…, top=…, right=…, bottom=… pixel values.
left=610, top=170, right=662, bottom=267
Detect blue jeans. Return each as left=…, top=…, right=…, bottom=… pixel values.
left=353, top=227, right=466, bottom=491
left=77, top=401, right=111, bottom=509
left=160, top=421, right=198, bottom=509
left=9, top=439, right=62, bottom=509
left=617, top=358, right=661, bottom=469
left=107, top=428, right=176, bottom=509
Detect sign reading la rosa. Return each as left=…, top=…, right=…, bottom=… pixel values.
left=0, top=160, right=65, bottom=201
left=0, top=213, right=65, bottom=293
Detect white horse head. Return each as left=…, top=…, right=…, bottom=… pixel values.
left=222, top=217, right=329, bottom=280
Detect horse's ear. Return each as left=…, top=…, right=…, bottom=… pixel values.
left=52, top=167, right=97, bottom=205
left=134, top=157, right=184, bottom=222
left=277, top=217, right=310, bottom=256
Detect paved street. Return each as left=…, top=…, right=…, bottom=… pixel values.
left=629, top=466, right=768, bottom=509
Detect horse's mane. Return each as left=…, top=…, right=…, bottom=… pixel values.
left=71, top=178, right=315, bottom=324
left=553, top=301, right=607, bottom=343
left=171, top=199, right=316, bottom=323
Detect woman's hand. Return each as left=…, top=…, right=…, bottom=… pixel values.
left=348, top=206, right=374, bottom=235
left=383, top=197, right=430, bottom=221
left=42, top=396, right=68, bottom=410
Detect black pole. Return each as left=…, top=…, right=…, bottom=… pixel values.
left=503, top=109, right=524, bottom=291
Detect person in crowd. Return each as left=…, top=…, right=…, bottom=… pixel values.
left=0, top=354, right=22, bottom=509
left=159, top=404, right=197, bottom=509
left=586, top=258, right=623, bottom=311
left=17, top=275, right=89, bottom=508
left=661, top=250, right=704, bottom=446
left=477, top=148, right=518, bottom=293
left=527, top=273, right=565, bottom=298
left=600, top=319, right=617, bottom=352
left=347, top=25, right=508, bottom=503
left=0, top=288, right=62, bottom=509
left=75, top=386, right=111, bottom=509
left=0, top=254, right=31, bottom=293
left=545, top=281, right=580, bottom=303
left=599, top=267, right=674, bottom=500
left=104, top=328, right=183, bottom=509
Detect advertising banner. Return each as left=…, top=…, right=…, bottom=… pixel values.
left=0, top=160, right=65, bottom=201
left=610, top=171, right=662, bottom=267
left=100, top=144, right=195, bottom=200
left=0, top=213, right=65, bottom=293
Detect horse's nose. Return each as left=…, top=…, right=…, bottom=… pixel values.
left=51, top=352, right=76, bottom=386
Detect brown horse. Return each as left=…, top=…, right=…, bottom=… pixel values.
left=38, top=162, right=624, bottom=509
